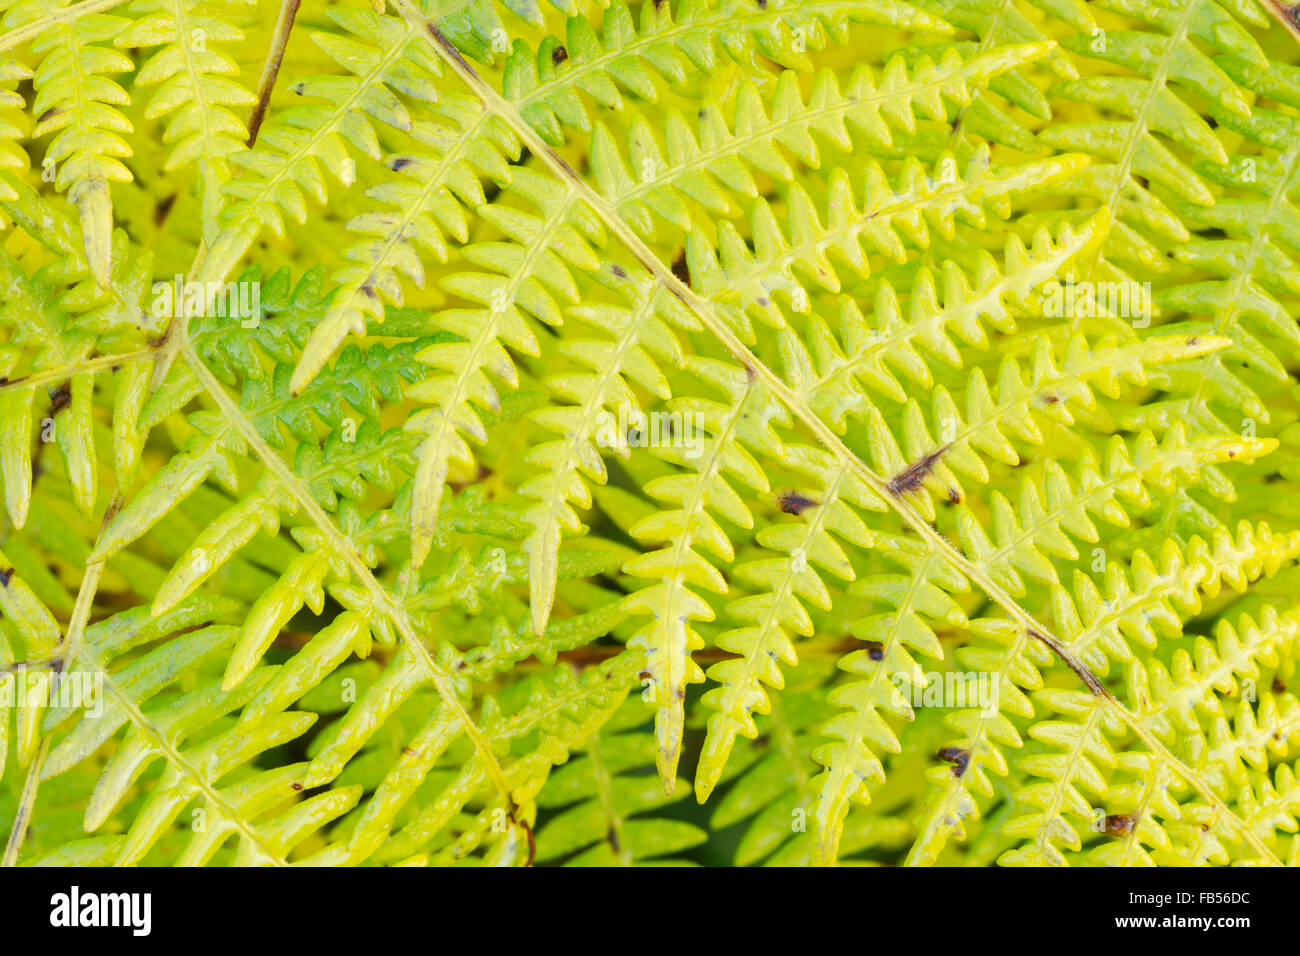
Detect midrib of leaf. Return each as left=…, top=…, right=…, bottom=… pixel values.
left=1022, top=704, right=1106, bottom=866
left=1153, top=605, right=1299, bottom=732
left=174, top=330, right=521, bottom=819
left=163, top=0, right=228, bottom=161
left=1211, top=702, right=1300, bottom=787
left=297, top=106, right=494, bottom=393
left=511, top=0, right=900, bottom=116
left=197, top=18, right=424, bottom=288
left=400, top=2, right=1281, bottom=864
left=410, top=181, right=578, bottom=574
left=940, top=0, right=1018, bottom=147
left=977, top=439, right=1194, bottom=574
left=742, top=157, right=1082, bottom=307
left=602, top=49, right=1035, bottom=218
left=526, top=278, right=652, bottom=636
left=1067, top=560, right=1198, bottom=656
left=6, top=519, right=109, bottom=866
left=817, top=336, right=1110, bottom=456
left=585, top=732, right=633, bottom=866
left=815, top=551, right=931, bottom=864
left=1075, top=0, right=1200, bottom=280
left=94, top=655, right=290, bottom=865
left=698, top=464, right=843, bottom=800
left=638, top=374, right=754, bottom=788
left=1174, top=135, right=1300, bottom=423
left=0, top=350, right=148, bottom=395
left=0, top=0, right=126, bottom=54
left=904, top=624, right=1033, bottom=865
left=1099, top=4, right=1198, bottom=216
left=1110, top=762, right=1172, bottom=865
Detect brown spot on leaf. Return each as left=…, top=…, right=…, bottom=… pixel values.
left=777, top=489, right=818, bottom=515
left=154, top=192, right=176, bottom=226
left=1104, top=813, right=1137, bottom=837
left=551, top=45, right=568, bottom=65
left=864, top=640, right=884, bottom=662
left=49, top=383, right=71, bottom=413
left=671, top=251, right=691, bottom=288
left=938, top=746, right=970, bottom=778
left=1273, top=676, right=1286, bottom=694
left=291, top=782, right=304, bottom=791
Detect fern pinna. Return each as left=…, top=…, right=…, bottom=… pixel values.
left=0, top=0, right=1299, bottom=869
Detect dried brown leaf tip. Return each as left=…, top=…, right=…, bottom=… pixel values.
left=777, top=489, right=818, bottom=515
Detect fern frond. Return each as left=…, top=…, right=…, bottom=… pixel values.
left=4, top=0, right=133, bottom=284
left=113, top=0, right=255, bottom=236
left=6, top=0, right=1300, bottom=873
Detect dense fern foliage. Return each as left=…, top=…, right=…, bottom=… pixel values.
left=2, top=0, right=1300, bottom=868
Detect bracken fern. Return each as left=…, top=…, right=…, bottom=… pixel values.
left=1, top=0, right=1300, bottom=867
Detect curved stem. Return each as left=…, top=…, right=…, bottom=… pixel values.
left=246, top=0, right=302, bottom=146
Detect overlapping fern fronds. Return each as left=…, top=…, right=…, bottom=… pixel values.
left=2, top=0, right=1300, bottom=868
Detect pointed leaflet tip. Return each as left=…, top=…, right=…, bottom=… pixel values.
left=289, top=349, right=327, bottom=397
left=655, top=704, right=683, bottom=795
left=693, top=774, right=714, bottom=805
left=409, top=436, right=452, bottom=571
left=527, top=519, right=560, bottom=638
left=72, top=175, right=115, bottom=290
left=0, top=389, right=32, bottom=529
